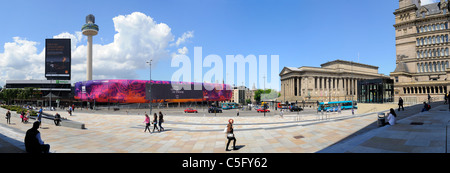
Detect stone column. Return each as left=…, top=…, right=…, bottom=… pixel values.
left=298, top=77, right=301, bottom=96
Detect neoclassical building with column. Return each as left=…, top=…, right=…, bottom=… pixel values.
left=279, top=60, right=390, bottom=105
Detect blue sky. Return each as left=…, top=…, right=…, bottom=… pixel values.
left=0, top=0, right=434, bottom=90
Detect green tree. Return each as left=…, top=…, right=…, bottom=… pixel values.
left=2, top=89, right=19, bottom=105
left=254, top=89, right=274, bottom=103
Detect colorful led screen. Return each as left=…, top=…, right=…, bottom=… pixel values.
left=74, top=80, right=232, bottom=103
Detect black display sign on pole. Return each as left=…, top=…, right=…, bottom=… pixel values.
left=45, top=39, right=71, bottom=80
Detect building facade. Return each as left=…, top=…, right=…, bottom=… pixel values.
left=391, top=0, right=450, bottom=104
left=357, top=79, right=395, bottom=103
left=5, top=80, right=73, bottom=107
left=231, top=86, right=246, bottom=105
left=280, top=60, right=390, bottom=106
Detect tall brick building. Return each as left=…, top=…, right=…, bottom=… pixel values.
left=391, top=0, right=450, bottom=104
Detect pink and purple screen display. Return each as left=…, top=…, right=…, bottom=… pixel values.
left=74, top=80, right=232, bottom=103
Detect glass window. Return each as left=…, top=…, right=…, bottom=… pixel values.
left=422, top=63, right=425, bottom=72
left=417, top=63, right=420, bottom=72
left=438, top=62, right=441, bottom=71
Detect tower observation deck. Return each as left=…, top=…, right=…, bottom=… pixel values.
left=82, top=14, right=99, bottom=81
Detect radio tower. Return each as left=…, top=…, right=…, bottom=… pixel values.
left=82, top=14, right=99, bottom=81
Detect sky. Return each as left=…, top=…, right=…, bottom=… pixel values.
left=0, top=0, right=441, bottom=90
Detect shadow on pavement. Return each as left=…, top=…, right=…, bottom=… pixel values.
left=317, top=101, right=445, bottom=153
left=0, top=132, right=26, bottom=153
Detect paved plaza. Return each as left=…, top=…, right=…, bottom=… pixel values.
left=1, top=102, right=449, bottom=153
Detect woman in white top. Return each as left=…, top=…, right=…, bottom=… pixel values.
left=385, top=108, right=397, bottom=126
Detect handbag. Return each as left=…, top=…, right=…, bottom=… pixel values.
left=227, top=133, right=234, bottom=138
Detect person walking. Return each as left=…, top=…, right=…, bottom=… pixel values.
left=36, top=112, right=42, bottom=123
left=445, top=93, right=448, bottom=104
left=68, top=106, right=73, bottom=116
left=158, top=111, right=164, bottom=131
left=5, top=110, right=11, bottom=124
left=152, top=113, right=159, bottom=133
left=225, top=119, right=237, bottom=151
left=448, top=92, right=450, bottom=111
left=24, top=121, right=50, bottom=153
left=398, top=97, right=404, bottom=111
left=428, top=93, right=431, bottom=104
left=143, top=114, right=151, bottom=133
left=24, top=110, right=30, bottom=123
left=20, top=111, right=25, bottom=123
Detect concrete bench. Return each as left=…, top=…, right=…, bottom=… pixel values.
left=31, top=112, right=86, bottom=129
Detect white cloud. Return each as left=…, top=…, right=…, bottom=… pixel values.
left=0, top=37, right=45, bottom=84
left=173, top=31, right=194, bottom=47
left=0, top=12, right=193, bottom=86
left=177, top=46, right=189, bottom=55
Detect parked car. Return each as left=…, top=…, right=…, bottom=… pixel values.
left=290, top=106, right=303, bottom=112
left=184, top=108, right=198, bottom=113
left=257, top=108, right=270, bottom=113
left=208, top=107, right=223, bottom=113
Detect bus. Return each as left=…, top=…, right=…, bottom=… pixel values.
left=222, top=102, right=239, bottom=110
left=317, top=101, right=357, bottom=112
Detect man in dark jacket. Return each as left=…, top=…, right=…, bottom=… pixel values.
left=24, top=121, right=50, bottom=153
left=398, top=97, right=404, bottom=111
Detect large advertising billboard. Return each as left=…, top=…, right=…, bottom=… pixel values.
left=45, top=39, right=71, bottom=80
left=74, top=80, right=232, bottom=103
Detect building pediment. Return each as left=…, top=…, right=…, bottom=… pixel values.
left=279, top=67, right=293, bottom=76
left=279, top=67, right=304, bottom=76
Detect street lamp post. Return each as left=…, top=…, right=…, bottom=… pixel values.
left=147, top=59, right=153, bottom=115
